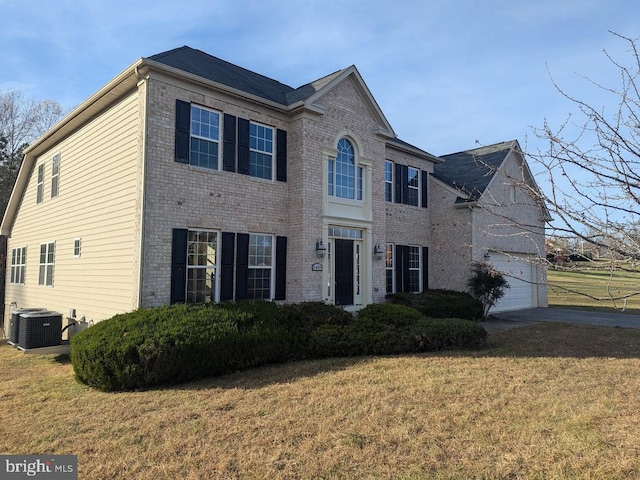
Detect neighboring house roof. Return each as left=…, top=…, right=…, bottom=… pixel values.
left=433, top=140, right=515, bottom=203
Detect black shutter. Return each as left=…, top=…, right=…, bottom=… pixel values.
left=276, top=129, right=287, bottom=182
left=235, top=233, right=249, bottom=300
left=223, top=114, right=237, bottom=172
left=421, top=170, right=428, bottom=208
left=401, top=165, right=409, bottom=205
left=394, top=163, right=403, bottom=204
left=395, top=244, right=404, bottom=293
left=402, top=245, right=411, bottom=293
left=221, top=232, right=235, bottom=301
left=175, top=100, right=190, bottom=164
left=237, top=118, right=250, bottom=175
left=170, top=228, right=188, bottom=303
left=422, top=247, right=429, bottom=292
left=275, top=236, right=287, bottom=300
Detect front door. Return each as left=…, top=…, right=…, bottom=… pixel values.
left=334, top=239, right=354, bottom=305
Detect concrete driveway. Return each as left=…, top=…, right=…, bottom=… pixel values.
left=483, top=307, right=640, bottom=334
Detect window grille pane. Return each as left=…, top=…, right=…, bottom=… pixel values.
left=186, top=230, right=218, bottom=303
left=250, top=122, right=273, bottom=179
left=408, top=246, right=421, bottom=293
left=335, top=138, right=355, bottom=199
left=407, top=167, right=420, bottom=206
left=328, top=160, right=334, bottom=196
left=248, top=269, right=271, bottom=299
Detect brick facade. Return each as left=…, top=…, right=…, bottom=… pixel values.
left=2, top=49, right=547, bottom=324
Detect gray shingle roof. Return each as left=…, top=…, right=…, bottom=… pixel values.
left=148, top=47, right=299, bottom=105
left=434, top=141, right=514, bottom=203
left=147, top=47, right=437, bottom=159
left=148, top=47, right=350, bottom=106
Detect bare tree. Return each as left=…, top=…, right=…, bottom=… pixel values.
left=525, top=32, right=640, bottom=305
left=529, top=32, right=640, bottom=258
left=0, top=89, right=64, bottom=212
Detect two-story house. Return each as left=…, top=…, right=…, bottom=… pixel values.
left=1, top=47, right=547, bottom=325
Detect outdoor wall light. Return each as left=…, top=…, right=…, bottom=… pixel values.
left=316, top=239, right=327, bottom=258
left=374, top=244, right=385, bottom=260
left=484, top=252, right=491, bottom=261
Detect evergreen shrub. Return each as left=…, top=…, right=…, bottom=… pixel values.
left=386, top=289, right=483, bottom=321
left=71, top=300, right=487, bottom=392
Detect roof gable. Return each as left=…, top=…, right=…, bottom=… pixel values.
left=147, top=48, right=396, bottom=138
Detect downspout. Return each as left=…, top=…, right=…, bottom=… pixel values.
left=136, top=66, right=149, bottom=309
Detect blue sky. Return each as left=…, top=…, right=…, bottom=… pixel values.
left=1, top=0, right=638, bottom=159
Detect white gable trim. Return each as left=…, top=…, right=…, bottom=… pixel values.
left=302, top=66, right=396, bottom=139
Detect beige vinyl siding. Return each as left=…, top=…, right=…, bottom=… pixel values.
left=5, top=91, right=142, bottom=323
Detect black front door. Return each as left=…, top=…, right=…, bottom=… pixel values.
left=334, top=239, right=354, bottom=305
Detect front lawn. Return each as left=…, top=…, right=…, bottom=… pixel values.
left=2, top=322, right=640, bottom=479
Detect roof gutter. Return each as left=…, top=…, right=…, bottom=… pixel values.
left=387, top=140, right=442, bottom=163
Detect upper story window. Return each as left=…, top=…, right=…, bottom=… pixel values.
left=385, top=161, right=393, bottom=202
left=51, top=153, right=60, bottom=198
left=393, top=164, right=427, bottom=208
left=249, top=122, right=273, bottom=180
left=36, top=163, right=44, bottom=204
left=190, top=105, right=220, bottom=170
left=328, top=138, right=363, bottom=200
left=406, top=167, right=420, bottom=207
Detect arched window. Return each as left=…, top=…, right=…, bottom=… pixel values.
left=328, top=138, right=363, bottom=200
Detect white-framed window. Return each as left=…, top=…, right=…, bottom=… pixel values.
left=10, top=246, right=26, bottom=284
left=249, top=122, right=274, bottom=180
left=186, top=230, right=219, bottom=303
left=408, top=246, right=421, bottom=293
left=328, top=226, right=363, bottom=239
left=248, top=234, right=273, bottom=299
left=407, top=167, right=420, bottom=207
left=73, top=238, right=82, bottom=257
left=36, top=163, right=45, bottom=204
left=190, top=105, right=220, bottom=170
left=51, top=153, right=60, bottom=198
left=385, top=161, right=393, bottom=202
left=385, top=243, right=394, bottom=293
left=38, top=242, right=55, bottom=286
left=328, top=138, right=363, bottom=200
left=509, top=185, right=517, bottom=203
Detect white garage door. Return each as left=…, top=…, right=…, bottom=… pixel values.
left=490, top=253, right=536, bottom=313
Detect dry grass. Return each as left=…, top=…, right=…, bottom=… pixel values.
left=2, top=323, right=640, bottom=479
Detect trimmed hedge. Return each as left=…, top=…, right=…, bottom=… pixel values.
left=386, top=289, right=484, bottom=321
left=70, top=302, right=299, bottom=392
left=70, top=301, right=487, bottom=392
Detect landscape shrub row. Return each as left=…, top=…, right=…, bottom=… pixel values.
left=70, top=301, right=487, bottom=392
left=386, top=289, right=484, bottom=321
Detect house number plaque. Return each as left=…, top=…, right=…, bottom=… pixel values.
left=311, top=263, right=323, bottom=271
